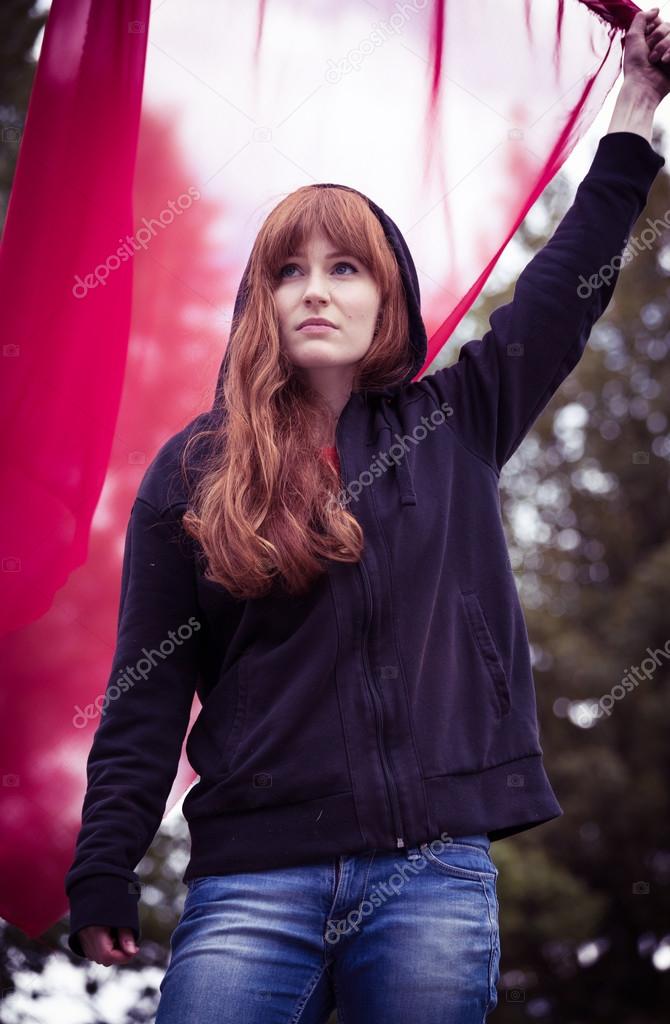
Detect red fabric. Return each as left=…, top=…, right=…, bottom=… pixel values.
left=0, top=0, right=150, bottom=639
left=0, top=0, right=644, bottom=940
left=321, top=446, right=341, bottom=475
left=579, top=0, right=640, bottom=28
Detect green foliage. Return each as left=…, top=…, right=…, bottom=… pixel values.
left=0, top=1, right=47, bottom=227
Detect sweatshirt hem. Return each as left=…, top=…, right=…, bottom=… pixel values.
left=182, top=753, right=563, bottom=880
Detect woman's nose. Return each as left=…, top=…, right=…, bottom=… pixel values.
left=303, top=280, right=329, bottom=299
left=302, top=277, right=330, bottom=301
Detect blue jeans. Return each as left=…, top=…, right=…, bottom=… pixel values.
left=155, top=834, right=500, bottom=1023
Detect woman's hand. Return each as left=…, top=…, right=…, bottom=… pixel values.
left=623, top=8, right=670, bottom=105
left=77, top=924, right=139, bottom=965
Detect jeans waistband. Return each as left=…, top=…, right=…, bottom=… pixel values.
left=403, top=832, right=490, bottom=859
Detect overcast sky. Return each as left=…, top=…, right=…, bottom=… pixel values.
left=26, top=0, right=670, bottom=300
left=30, top=0, right=670, bottom=186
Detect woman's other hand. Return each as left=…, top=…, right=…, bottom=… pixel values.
left=77, top=924, right=139, bottom=965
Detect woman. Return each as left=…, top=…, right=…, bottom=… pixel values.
left=65, top=10, right=669, bottom=1021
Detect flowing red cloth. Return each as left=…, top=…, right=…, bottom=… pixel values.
left=0, top=0, right=645, bottom=940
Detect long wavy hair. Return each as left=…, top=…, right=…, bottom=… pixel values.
left=180, top=184, right=412, bottom=600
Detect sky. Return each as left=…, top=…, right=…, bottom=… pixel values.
left=24, top=0, right=670, bottom=356
left=30, top=0, right=670, bottom=186
left=26, top=0, right=670, bottom=314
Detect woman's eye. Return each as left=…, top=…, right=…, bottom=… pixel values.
left=278, top=261, right=357, bottom=279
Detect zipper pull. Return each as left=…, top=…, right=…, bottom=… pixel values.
left=396, top=836, right=405, bottom=848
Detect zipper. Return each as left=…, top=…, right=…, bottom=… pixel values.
left=335, top=395, right=406, bottom=850
left=359, top=557, right=406, bottom=850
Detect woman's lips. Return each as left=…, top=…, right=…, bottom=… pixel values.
left=297, top=323, right=338, bottom=333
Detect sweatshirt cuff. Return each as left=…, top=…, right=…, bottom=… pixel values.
left=593, top=131, right=665, bottom=188
left=66, top=874, right=141, bottom=958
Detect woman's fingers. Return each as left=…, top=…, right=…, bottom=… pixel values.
left=78, top=924, right=138, bottom=965
left=118, top=926, right=139, bottom=956
left=96, top=927, right=136, bottom=964
left=647, top=21, right=670, bottom=60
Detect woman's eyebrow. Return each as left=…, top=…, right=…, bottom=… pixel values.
left=290, top=250, right=356, bottom=259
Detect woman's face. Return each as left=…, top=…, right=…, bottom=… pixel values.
left=273, top=229, right=381, bottom=391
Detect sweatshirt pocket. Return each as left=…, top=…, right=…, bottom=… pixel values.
left=459, top=589, right=511, bottom=718
left=186, top=654, right=250, bottom=779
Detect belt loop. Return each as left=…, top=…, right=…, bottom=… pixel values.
left=405, top=844, right=422, bottom=861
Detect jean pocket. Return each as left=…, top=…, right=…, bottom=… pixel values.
left=420, top=838, right=499, bottom=881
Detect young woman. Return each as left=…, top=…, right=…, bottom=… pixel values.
left=65, top=11, right=669, bottom=1021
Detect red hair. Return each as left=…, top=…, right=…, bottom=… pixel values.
left=180, top=184, right=411, bottom=599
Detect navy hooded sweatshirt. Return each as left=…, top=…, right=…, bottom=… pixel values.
left=64, top=131, right=665, bottom=957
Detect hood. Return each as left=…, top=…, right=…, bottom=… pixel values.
left=211, top=183, right=429, bottom=509
left=213, top=182, right=428, bottom=407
